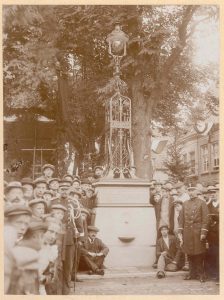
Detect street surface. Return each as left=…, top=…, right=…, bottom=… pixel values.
left=72, top=270, right=219, bottom=295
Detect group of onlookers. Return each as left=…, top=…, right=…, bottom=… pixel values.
left=150, top=180, right=219, bottom=283
left=4, top=164, right=109, bottom=295
left=4, top=164, right=219, bottom=295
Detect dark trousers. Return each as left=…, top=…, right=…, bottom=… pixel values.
left=62, top=245, right=75, bottom=295
left=71, top=243, right=81, bottom=281
left=205, top=244, right=219, bottom=279
left=188, top=254, right=205, bottom=278
left=81, top=254, right=105, bottom=272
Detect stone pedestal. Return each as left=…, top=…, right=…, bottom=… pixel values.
left=92, top=179, right=156, bottom=268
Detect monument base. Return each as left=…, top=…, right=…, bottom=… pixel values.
left=93, top=179, right=156, bottom=268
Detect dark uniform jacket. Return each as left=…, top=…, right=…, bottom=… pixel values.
left=207, top=201, right=219, bottom=245
left=156, top=234, right=181, bottom=265
left=178, top=197, right=209, bottom=255
left=58, top=197, right=84, bottom=245
left=82, top=237, right=109, bottom=257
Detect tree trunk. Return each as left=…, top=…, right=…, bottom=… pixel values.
left=131, top=80, right=152, bottom=179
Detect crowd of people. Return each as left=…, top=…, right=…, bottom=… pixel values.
left=4, top=164, right=109, bottom=295
left=4, top=163, right=219, bottom=295
left=150, top=180, right=219, bottom=283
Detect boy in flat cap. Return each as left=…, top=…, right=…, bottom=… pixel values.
left=4, top=205, right=32, bottom=294
left=34, top=178, right=48, bottom=199
left=42, top=164, right=55, bottom=183
left=5, top=181, right=26, bottom=206
left=80, top=226, right=109, bottom=275
left=21, top=178, right=34, bottom=203
left=49, top=178, right=60, bottom=197
left=156, top=224, right=181, bottom=279
left=29, top=198, right=47, bottom=222
left=93, top=166, right=104, bottom=181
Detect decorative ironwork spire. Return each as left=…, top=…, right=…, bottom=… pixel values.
left=105, top=23, right=135, bottom=179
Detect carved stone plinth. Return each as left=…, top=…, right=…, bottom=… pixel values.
left=92, top=179, right=156, bottom=268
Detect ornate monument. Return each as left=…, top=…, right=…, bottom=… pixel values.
left=93, top=23, right=155, bottom=268
left=105, top=23, right=134, bottom=178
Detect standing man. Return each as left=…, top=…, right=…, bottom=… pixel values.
left=55, top=190, right=84, bottom=294
left=178, top=189, right=209, bottom=282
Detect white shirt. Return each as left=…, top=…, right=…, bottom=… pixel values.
left=162, top=236, right=169, bottom=249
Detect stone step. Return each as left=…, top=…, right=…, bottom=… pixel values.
left=77, top=268, right=187, bottom=280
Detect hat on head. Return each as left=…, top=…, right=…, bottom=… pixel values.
left=187, top=186, right=196, bottom=191
left=4, top=204, right=32, bottom=218
left=165, top=183, right=173, bottom=191
left=51, top=203, right=67, bottom=212
left=48, top=178, right=60, bottom=184
left=159, top=224, right=169, bottom=231
left=43, top=190, right=54, bottom=196
left=173, top=199, right=183, bottom=205
left=74, top=175, right=80, bottom=180
left=63, top=174, right=74, bottom=181
left=33, top=177, right=47, bottom=186
left=81, top=207, right=90, bottom=216
left=23, top=221, right=47, bottom=238
left=68, top=188, right=82, bottom=198
left=21, top=178, right=34, bottom=187
left=154, top=181, right=162, bottom=186
left=29, top=198, right=47, bottom=208
left=81, top=178, right=91, bottom=185
left=87, top=225, right=99, bottom=232
left=190, top=189, right=200, bottom=198
left=94, top=166, right=103, bottom=171
left=59, top=179, right=72, bottom=187
left=5, top=181, right=25, bottom=193
left=42, top=164, right=55, bottom=172
left=72, top=178, right=81, bottom=184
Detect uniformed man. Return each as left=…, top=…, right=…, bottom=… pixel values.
left=178, top=189, right=209, bottom=282
left=54, top=190, right=84, bottom=294
left=205, top=186, right=219, bottom=281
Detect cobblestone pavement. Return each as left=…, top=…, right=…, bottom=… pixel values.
left=73, top=275, right=219, bottom=295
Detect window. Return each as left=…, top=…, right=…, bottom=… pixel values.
left=200, top=145, right=209, bottom=173
left=212, top=142, right=219, bottom=168
left=189, top=151, right=196, bottom=174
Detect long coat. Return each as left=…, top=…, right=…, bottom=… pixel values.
left=178, top=197, right=209, bottom=255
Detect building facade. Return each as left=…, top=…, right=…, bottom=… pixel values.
left=151, top=118, right=219, bottom=186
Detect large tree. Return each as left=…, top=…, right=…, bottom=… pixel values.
left=3, top=5, right=218, bottom=178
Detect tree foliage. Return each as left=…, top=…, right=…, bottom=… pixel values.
left=164, top=135, right=190, bottom=182
left=3, top=5, right=219, bottom=177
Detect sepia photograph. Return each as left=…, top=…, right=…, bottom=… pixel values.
left=3, top=3, right=220, bottom=295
